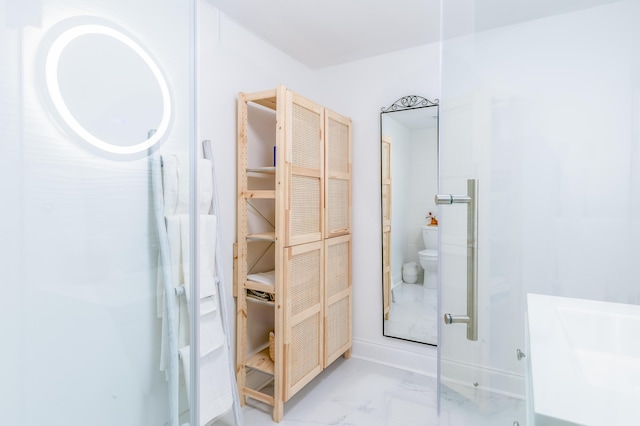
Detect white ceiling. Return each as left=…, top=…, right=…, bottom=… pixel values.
left=209, top=0, right=620, bottom=69
left=209, top=0, right=440, bottom=69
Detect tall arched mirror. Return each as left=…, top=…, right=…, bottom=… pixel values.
left=381, top=96, right=439, bottom=345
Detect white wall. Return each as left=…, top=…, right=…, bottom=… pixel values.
left=198, top=2, right=442, bottom=374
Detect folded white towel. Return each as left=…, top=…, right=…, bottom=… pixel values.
left=178, top=346, right=193, bottom=403
left=156, top=155, right=179, bottom=318
left=166, top=216, right=184, bottom=289
left=247, top=270, right=275, bottom=287
left=159, top=215, right=185, bottom=373
left=156, top=255, right=164, bottom=319
left=191, top=214, right=224, bottom=355
left=163, top=154, right=190, bottom=214
left=199, top=346, right=233, bottom=424
left=178, top=345, right=233, bottom=425
left=200, top=308, right=224, bottom=356
left=181, top=214, right=218, bottom=306
left=199, top=159, right=214, bottom=214
left=178, top=214, right=190, bottom=290
left=201, top=296, right=216, bottom=316
left=200, top=215, right=217, bottom=300
left=161, top=155, right=179, bottom=216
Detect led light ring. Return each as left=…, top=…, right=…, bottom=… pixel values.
left=46, top=24, right=171, bottom=155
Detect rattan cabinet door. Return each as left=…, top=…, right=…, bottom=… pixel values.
left=283, top=240, right=324, bottom=400
left=325, top=110, right=351, bottom=238
left=324, top=235, right=352, bottom=366
left=284, top=91, right=324, bottom=247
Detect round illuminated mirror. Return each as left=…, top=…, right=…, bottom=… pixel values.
left=46, top=24, right=171, bottom=155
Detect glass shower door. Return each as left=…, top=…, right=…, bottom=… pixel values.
left=1, top=1, right=195, bottom=425
left=437, top=47, right=522, bottom=424
left=438, top=0, right=640, bottom=425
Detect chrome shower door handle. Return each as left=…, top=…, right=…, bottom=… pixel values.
left=435, top=179, right=478, bottom=342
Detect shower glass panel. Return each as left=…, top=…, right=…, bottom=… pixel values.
left=1, top=1, right=195, bottom=425
left=438, top=0, right=640, bottom=424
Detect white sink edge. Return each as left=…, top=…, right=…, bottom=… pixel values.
left=526, top=294, right=640, bottom=426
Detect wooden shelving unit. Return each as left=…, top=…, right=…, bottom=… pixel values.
left=235, top=85, right=352, bottom=422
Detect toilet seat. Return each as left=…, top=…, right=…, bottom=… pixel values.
left=419, top=249, right=438, bottom=259
left=418, top=249, right=438, bottom=288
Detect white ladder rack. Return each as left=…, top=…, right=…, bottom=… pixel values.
left=150, top=141, right=244, bottom=426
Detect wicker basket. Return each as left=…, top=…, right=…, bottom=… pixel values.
left=269, top=331, right=275, bottom=361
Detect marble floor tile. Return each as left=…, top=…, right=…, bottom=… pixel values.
left=384, top=283, right=438, bottom=344
left=212, top=357, right=525, bottom=426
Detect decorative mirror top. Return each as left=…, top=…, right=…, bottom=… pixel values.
left=381, top=95, right=439, bottom=113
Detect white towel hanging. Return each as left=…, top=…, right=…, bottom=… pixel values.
left=154, top=148, right=243, bottom=426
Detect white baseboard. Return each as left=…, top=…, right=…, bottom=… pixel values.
left=391, top=278, right=403, bottom=290
left=351, top=338, right=437, bottom=377
left=441, top=357, right=525, bottom=399
left=351, top=338, right=525, bottom=399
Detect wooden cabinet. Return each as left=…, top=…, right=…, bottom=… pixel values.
left=235, top=86, right=352, bottom=422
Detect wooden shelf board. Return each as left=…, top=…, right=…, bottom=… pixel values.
left=245, top=280, right=276, bottom=293
left=244, top=190, right=275, bottom=199
left=245, top=348, right=274, bottom=375
left=252, top=97, right=277, bottom=110
left=243, top=387, right=274, bottom=406
left=247, top=232, right=276, bottom=241
left=247, top=167, right=276, bottom=174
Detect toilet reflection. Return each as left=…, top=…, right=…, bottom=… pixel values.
left=419, top=225, right=438, bottom=288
